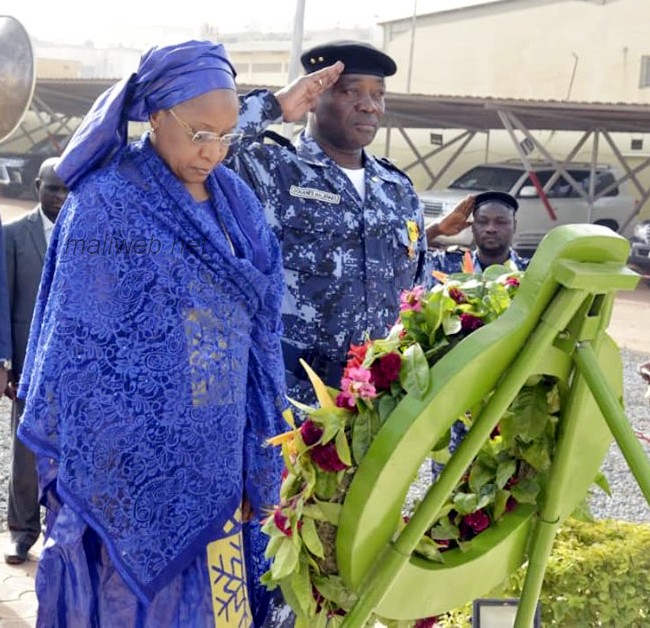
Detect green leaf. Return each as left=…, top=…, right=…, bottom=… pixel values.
left=482, top=264, right=512, bottom=281
left=400, top=343, right=430, bottom=399
left=428, top=516, right=460, bottom=540
left=502, top=384, right=549, bottom=443
left=453, top=491, right=479, bottom=515
left=313, top=575, right=358, bottom=611
left=312, top=499, right=342, bottom=525
left=469, top=461, right=495, bottom=493
left=351, top=410, right=372, bottom=465
left=511, top=477, right=540, bottom=505
left=265, top=533, right=285, bottom=559
left=521, top=438, right=552, bottom=471
left=286, top=558, right=317, bottom=618
left=334, top=428, right=352, bottom=467
left=271, top=537, right=300, bottom=580
left=496, top=458, right=517, bottom=489
left=592, top=470, right=611, bottom=496
left=310, top=407, right=349, bottom=444
left=377, top=394, right=398, bottom=423
left=414, top=535, right=444, bottom=562
left=300, top=517, right=325, bottom=559
left=422, top=290, right=444, bottom=332
left=441, top=312, right=462, bottom=336
left=314, top=470, right=339, bottom=500
left=493, top=489, right=510, bottom=520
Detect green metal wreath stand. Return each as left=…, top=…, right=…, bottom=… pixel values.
left=336, top=224, right=650, bottom=627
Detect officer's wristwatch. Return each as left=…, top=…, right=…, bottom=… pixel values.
left=0, top=359, right=11, bottom=370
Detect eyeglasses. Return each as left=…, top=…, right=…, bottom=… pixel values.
left=167, top=108, right=243, bottom=147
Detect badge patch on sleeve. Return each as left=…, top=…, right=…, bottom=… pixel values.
left=289, top=185, right=341, bottom=204
left=406, top=219, right=419, bottom=258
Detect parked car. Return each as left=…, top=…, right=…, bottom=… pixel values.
left=0, top=134, right=69, bottom=199
left=420, top=160, right=639, bottom=254
left=628, top=219, right=650, bottom=282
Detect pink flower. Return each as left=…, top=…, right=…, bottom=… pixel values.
left=448, top=286, right=467, bottom=304
left=340, top=367, right=377, bottom=402
left=400, top=285, right=425, bottom=312
left=370, top=352, right=402, bottom=390
left=505, top=276, right=520, bottom=287
left=460, top=313, right=484, bottom=332
left=310, top=441, right=349, bottom=472
left=300, top=420, right=324, bottom=446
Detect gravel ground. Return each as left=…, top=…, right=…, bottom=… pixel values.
left=0, top=348, right=648, bottom=533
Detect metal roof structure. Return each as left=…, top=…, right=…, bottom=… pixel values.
left=384, top=93, right=650, bottom=134
left=31, top=78, right=650, bottom=133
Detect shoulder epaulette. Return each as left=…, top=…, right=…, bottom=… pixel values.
left=261, top=130, right=296, bottom=152
left=376, top=156, right=413, bottom=185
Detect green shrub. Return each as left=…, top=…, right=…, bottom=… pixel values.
left=437, top=518, right=650, bottom=627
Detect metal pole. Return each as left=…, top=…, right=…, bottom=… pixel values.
left=282, top=0, right=306, bottom=138
left=406, top=0, right=418, bottom=93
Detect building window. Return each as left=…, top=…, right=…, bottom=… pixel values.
left=640, top=56, right=650, bottom=87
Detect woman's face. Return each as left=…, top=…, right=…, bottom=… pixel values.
left=150, top=89, right=239, bottom=199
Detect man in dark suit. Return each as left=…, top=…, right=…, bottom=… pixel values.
left=0, top=214, right=11, bottom=407
left=3, top=157, right=68, bottom=564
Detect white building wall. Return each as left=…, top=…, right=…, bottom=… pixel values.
left=383, top=0, right=650, bottom=103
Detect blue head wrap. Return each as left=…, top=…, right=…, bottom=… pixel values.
left=56, top=40, right=237, bottom=188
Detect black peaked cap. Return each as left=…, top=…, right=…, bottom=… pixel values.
left=474, top=190, right=519, bottom=213
left=300, top=40, right=397, bottom=77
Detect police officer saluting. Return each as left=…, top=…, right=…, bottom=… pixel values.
left=229, top=40, right=452, bottom=402
left=426, top=190, right=530, bottom=285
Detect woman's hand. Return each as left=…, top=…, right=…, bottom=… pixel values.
left=274, top=61, right=344, bottom=123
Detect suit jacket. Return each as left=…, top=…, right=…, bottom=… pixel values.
left=0, top=215, right=12, bottom=361
left=3, top=208, right=47, bottom=377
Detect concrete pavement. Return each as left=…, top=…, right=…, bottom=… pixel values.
left=0, top=532, right=40, bottom=627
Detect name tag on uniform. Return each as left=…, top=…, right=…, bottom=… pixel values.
left=289, top=185, right=341, bottom=204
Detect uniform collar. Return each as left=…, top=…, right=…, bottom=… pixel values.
left=294, top=131, right=396, bottom=181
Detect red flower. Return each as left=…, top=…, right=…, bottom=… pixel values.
left=346, top=343, right=370, bottom=369
left=273, top=508, right=293, bottom=536
left=505, top=276, right=520, bottom=287
left=414, top=617, right=439, bottom=627
left=460, top=313, right=484, bottom=332
left=463, top=509, right=491, bottom=534
left=310, top=441, right=349, bottom=472
left=490, top=423, right=501, bottom=438
left=448, top=286, right=467, bottom=304
left=300, top=420, right=324, bottom=446
left=370, top=352, right=402, bottom=390
left=506, top=496, right=517, bottom=512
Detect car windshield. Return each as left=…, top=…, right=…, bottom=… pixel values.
left=448, top=166, right=522, bottom=192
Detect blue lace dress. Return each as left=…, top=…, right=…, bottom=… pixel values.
left=17, top=138, right=287, bottom=627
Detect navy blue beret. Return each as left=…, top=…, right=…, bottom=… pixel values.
left=300, top=40, right=397, bottom=77
left=474, top=190, right=519, bottom=213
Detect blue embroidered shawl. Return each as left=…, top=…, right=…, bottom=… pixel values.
left=17, top=137, right=287, bottom=602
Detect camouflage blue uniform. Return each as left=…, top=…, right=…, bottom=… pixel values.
left=426, top=245, right=529, bottom=476
left=425, top=246, right=530, bottom=288
left=228, top=90, right=427, bottom=402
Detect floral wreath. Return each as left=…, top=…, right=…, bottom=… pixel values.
left=261, top=264, right=561, bottom=626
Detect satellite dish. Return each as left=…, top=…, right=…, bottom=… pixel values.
left=0, top=16, right=35, bottom=143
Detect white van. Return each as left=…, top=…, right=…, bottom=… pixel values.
left=420, top=160, right=639, bottom=253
